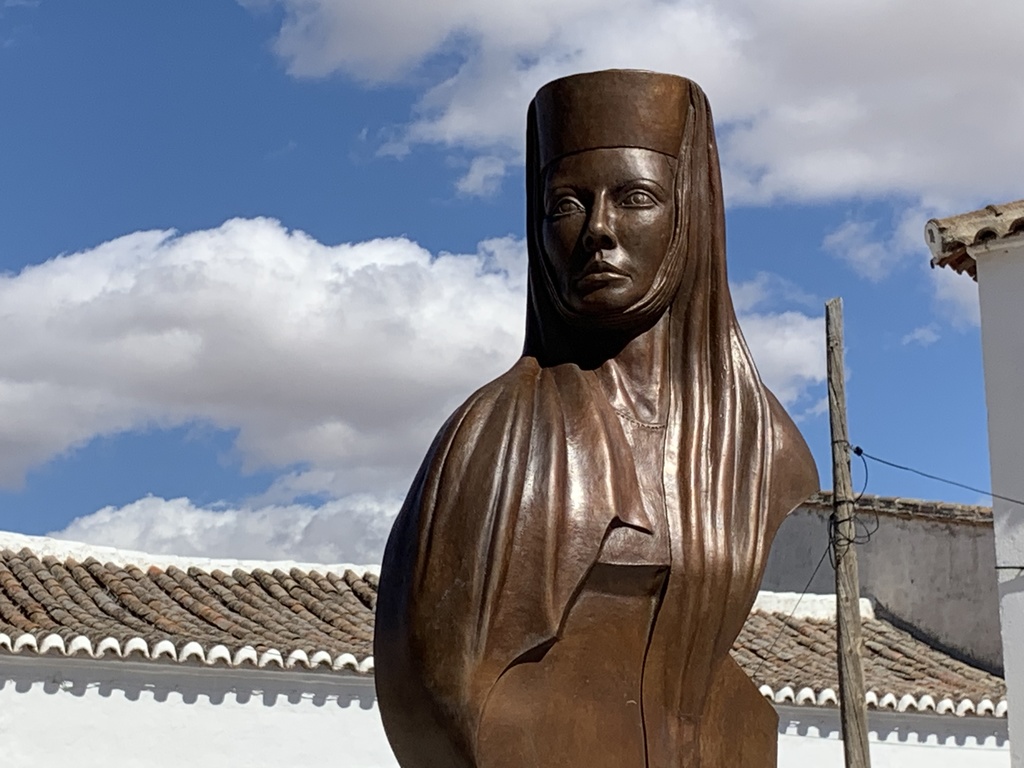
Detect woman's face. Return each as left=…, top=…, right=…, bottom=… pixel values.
left=541, top=147, right=676, bottom=318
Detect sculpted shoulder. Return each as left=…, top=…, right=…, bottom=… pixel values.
left=420, top=357, right=542, bottom=466
left=443, top=357, right=541, bottom=427
left=767, top=390, right=820, bottom=523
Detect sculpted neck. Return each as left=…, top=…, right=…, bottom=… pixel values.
left=594, top=311, right=671, bottom=424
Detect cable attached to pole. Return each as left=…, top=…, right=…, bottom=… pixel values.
left=849, top=444, right=1024, bottom=507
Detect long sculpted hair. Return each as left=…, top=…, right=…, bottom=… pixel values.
left=525, top=73, right=778, bottom=717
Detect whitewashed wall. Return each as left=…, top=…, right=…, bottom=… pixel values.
left=0, top=655, right=1008, bottom=767
left=763, top=506, right=1001, bottom=672
left=0, top=656, right=395, bottom=768
left=977, top=235, right=1024, bottom=768
left=777, top=706, right=1007, bottom=767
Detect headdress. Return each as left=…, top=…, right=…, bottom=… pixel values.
left=525, top=69, right=701, bottom=347
left=532, top=70, right=693, bottom=169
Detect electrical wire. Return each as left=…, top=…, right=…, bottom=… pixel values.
left=851, top=445, right=1024, bottom=507
left=752, top=444, right=879, bottom=679
left=827, top=447, right=878, bottom=568
left=752, top=440, right=1024, bottom=680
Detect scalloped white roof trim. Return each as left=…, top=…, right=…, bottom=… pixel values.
left=761, top=684, right=1006, bottom=718
left=0, top=631, right=374, bottom=674
left=1, top=627, right=1001, bottom=716
left=0, top=531, right=379, bottom=578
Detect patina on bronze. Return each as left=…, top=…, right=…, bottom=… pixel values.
left=375, top=69, right=819, bottom=768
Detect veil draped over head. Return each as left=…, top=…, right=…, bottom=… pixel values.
left=375, top=70, right=818, bottom=768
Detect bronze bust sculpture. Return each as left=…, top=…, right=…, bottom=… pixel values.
left=375, top=70, right=819, bottom=768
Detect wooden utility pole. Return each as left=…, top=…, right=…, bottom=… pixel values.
left=826, top=298, right=872, bottom=768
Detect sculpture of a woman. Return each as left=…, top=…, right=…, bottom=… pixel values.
left=374, top=70, right=819, bottom=768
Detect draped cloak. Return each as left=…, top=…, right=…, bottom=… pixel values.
left=374, top=71, right=820, bottom=768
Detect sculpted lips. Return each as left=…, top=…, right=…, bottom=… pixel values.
left=575, top=259, right=630, bottom=288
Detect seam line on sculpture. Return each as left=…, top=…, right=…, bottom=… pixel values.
left=613, top=410, right=667, bottom=429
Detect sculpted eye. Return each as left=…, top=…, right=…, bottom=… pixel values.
left=549, top=197, right=585, bottom=217
left=621, top=190, right=657, bottom=208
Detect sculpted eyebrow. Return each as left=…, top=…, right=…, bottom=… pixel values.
left=615, top=178, right=667, bottom=194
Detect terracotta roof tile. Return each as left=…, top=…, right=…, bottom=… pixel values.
left=0, top=540, right=1007, bottom=717
left=0, top=547, right=375, bottom=672
left=925, top=199, right=1024, bottom=281
left=737, top=605, right=1006, bottom=716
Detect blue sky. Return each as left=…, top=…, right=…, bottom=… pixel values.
left=0, top=0, right=1019, bottom=561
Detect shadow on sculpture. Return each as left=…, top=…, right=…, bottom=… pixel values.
left=375, top=69, right=819, bottom=768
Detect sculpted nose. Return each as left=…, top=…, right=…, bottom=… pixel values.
left=582, top=199, right=617, bottom=252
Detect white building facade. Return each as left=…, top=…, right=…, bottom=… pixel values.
left=764, top=492, right=1002, bottom=673
left=928, top=200, right=1024, bottom=767
left=0, top=654, right=1009, bottom=767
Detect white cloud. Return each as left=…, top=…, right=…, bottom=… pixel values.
left=456, top=155, right=507, bottom=197
left=734, top=282, right=827, bottom=414
left=9, top=219, right=825, bottom=559
left=0, top=219, right=526, bottom=492
left=730, top=274, right=825, bottom=409
left=931, top=265, right=981, bottom=327
left=822, top=220, right=891, bottom=282
left=243, top=0, right=1020, bottom=332
left=730, top=272, right=818, bottom=314
left=825, top=200, right=956, bottom=271
left=902, top=324, right=941, bottom=347
left=51, top=494, right=398, bottom=564
left=245, top=0, right=1024, bottom=207
left=740, top=311, right=825, bottom=407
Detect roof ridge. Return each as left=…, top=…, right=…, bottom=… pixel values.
left=926, top=198, right=1024, bottom=280
left=804, top=491, right=992, bottom=523
left=0, top=531, right=379, bottom=577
